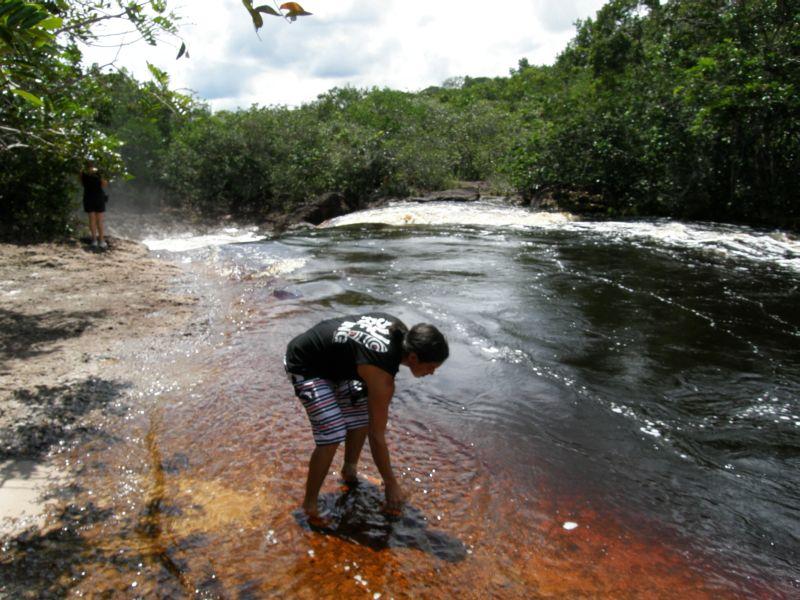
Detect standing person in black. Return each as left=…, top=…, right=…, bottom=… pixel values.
left=80, top=160, right=108, bottom=249
left=285, top=312, right=449, bottom=524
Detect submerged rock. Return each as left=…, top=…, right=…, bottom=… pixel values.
left=296, top=192, right=357, bottom=226
left=410, top=187, right=480, bottom=203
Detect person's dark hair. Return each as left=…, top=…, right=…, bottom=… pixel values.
left=403, top=323, right=449, bottom=363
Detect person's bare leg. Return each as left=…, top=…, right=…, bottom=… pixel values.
left=88, top=213, right=98, bottom=241
left=303, top=443, right=339, bottom=518
left=342, top=426, right=368, bottom=482
left=96, top=212, right=105, bottom=244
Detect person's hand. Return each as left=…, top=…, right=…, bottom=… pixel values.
left=383, top=479, right=406, bottom=515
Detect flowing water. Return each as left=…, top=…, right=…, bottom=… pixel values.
left=7, top=201, right=800, bottom=598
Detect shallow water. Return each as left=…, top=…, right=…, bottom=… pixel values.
left=6, top=202, right=799, bottom=598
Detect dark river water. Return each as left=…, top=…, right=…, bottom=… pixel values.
left=10, top=202, right=800, bottom=598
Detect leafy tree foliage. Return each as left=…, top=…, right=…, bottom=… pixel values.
left=1, top=1, right=181, bottom=240
left=0, top=0, right=311, bottom=240
left=154, top=86, right=520, bottom=218
left=162, top=107, right=318, bottom=218
left=85, top=64, right=201, bottom=212
left=513, top=0, right=800, bottom=225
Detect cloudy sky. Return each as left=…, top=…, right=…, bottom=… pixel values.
left=84, top=0, right=607, bottom=110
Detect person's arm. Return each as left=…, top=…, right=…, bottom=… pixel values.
left=357, top=363, right=405, bottom=510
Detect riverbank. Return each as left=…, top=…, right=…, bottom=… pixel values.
left=0, top=238, right=197, bottom=536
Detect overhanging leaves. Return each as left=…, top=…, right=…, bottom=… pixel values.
left=280, top=2, right=312, bottom=21
left=255, top=5, right=280, bottom=17
left=10, top=88, right=43, bottom=106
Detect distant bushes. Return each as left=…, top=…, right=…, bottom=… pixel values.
left=157, top=88, right=520, bottom=218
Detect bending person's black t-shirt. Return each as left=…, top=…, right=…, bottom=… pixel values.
left=285, top=312, right=407, bottom=381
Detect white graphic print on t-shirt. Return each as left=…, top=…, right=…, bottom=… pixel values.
left=334, top=316, right=392, bottom=352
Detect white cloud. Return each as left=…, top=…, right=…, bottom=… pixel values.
left=81, top=0, right=607, bottom=110
left=534, top=0, right=605, bottom=32
left=185, top=59, right=254, bottom=101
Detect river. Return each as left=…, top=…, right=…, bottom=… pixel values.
left=17, top=201, right=800, bottom=597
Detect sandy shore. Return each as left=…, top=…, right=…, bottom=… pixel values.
left=0, top=238, right=197, bottom=536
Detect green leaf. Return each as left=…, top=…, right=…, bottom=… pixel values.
left=21, top=12, right=49, bottom=30
left=0, top=1, right=25, bottom=20
left=255, top=5, right=280, bottom=16
left=146, top=62, right=169, bottom=87
left=37, top=16, right=62, bottom=30
left=7, top=5, right=38, bottom=27
left=33, top=33, right=51, bottom=48
left=249, top=9, right=263, bottom=30
left=11, top=88, right=43, bottom=106
left=153, top=15, right=173, bottom=31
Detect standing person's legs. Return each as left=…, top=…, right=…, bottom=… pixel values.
left=96, top=211, right=105, bottom=244
left=88, top=212, right=98, bottom=242
left=303, top=443, right=338, bottom=516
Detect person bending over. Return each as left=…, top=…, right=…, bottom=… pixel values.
left=285, top=312, right=448, bottom=522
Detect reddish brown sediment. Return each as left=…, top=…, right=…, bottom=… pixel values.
left=54, top=372, right=770, bottom=598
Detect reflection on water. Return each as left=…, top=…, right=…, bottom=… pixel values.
left=3, top=204, right=799, bottom=597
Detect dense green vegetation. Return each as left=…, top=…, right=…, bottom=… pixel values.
left=0, top=0, right=181, bottom=240
left=2, top=0, right=798, bottom=240
left=157, top=86, right=519, bottom=219
left=527, top=0, right=800, bottom=224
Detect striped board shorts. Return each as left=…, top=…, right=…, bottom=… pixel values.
left=286, top=368, right=369, bottom=446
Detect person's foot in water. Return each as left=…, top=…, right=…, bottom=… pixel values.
left=302, top=503, right=333, bottom=529
left=340, top=463, right=359, bottom=487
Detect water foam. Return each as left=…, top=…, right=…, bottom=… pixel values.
left=325, top=202, right=800, bottom=272
left=559, top=220, right=800, bottom=272
left=141, top=227, right=263, bottom=252
left=322, top=200, right=575, bottom=228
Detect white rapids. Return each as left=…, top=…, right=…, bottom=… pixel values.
left=323, top=200, right=800, bottom=272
